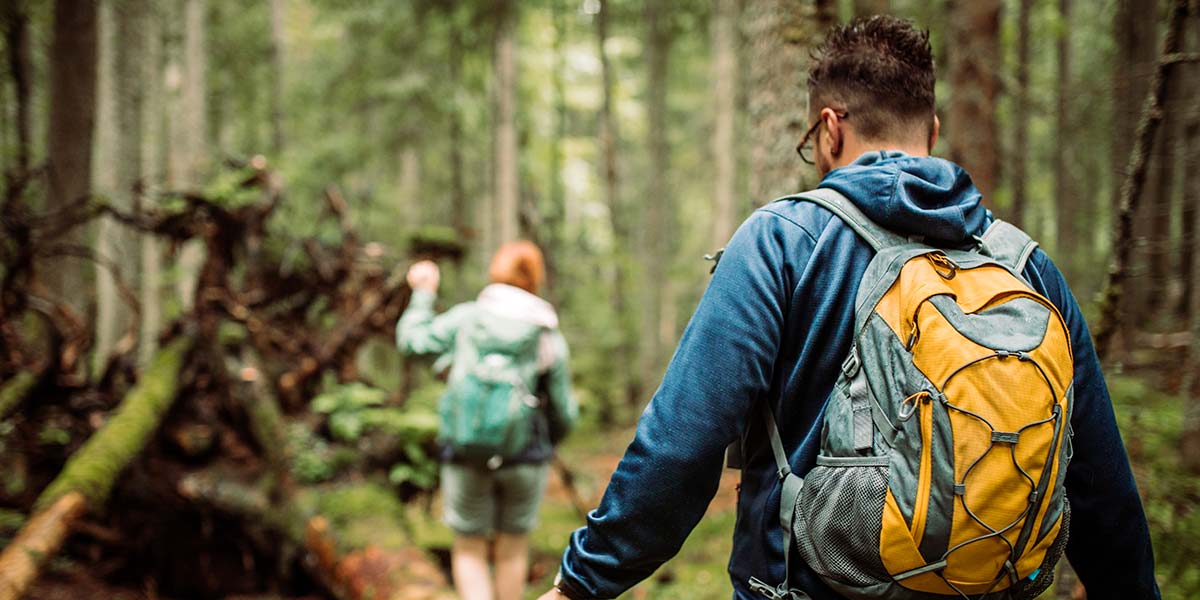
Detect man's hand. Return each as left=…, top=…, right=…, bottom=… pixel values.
left=407, top=260, right=440, bottom=293
left=536, top=589, right=571, bottom=600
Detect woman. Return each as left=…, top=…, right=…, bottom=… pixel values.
left=397, top=241, right=576, bottom=600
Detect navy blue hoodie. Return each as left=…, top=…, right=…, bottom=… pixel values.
left=557, top=151, right=1159, bottom=600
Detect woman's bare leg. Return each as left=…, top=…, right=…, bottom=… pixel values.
left=493, top=532, right=529, bottom=600
left=452, top=534, right=493, bottom=600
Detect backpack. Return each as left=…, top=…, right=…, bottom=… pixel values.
left=748, top=189, right=1074, bottom=600
left=440, top=313, right=546, bottom=469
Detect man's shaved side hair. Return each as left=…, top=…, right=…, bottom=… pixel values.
left=808, top=15, right=936, bottom=142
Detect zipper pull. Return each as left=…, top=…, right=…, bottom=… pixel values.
left=748, top=577, right=781, bottom=599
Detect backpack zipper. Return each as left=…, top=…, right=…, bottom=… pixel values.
left=909, top=390, right=934, bottom=547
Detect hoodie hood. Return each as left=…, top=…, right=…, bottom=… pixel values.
left=468, top=284, right=559, bottom=359
left=817, top=150, right=991, bottom=247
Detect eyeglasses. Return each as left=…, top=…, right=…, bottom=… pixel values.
left=796, top=110, right=849, bottom=165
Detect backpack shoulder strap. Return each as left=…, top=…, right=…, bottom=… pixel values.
left=978, top=219, right=1039, bottom=275
left=780, top=187, right=907, bottom=252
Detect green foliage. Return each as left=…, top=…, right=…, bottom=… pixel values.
left=286, top=422, right=358, bottom=484
left=388, top=440, right=438, bottom=490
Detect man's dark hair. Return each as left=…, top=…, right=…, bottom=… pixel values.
left=808, top=16, right=935, bottom=141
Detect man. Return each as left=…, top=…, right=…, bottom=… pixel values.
left=539, top=15, right=1159, bottom=600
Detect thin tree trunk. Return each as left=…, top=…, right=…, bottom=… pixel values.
left=3, top=2, right=32, bottom=178
left=1143, top=84, right=1179, bottom=323
left=544, top=0, right=568, bottom=301
left=96, top=0, right=147, bottom=371
left=947, top=0, right=1002, bottom=204
left=1054, top=0, right=1075, bottom=277
left=641, top=0, right=673, bottom=393
left=1181, top=6, right=1200, bottom=473
left=448, top=23, right=466, bottom=242
left=268, top=0, right=285, bottom=157
left=1011, top=0, right=1031, bottom=231
left=140, top=0, right=165, bottom=365
left=712, top=0, right=740, bottom=245
left=596, top=0, right=639, bottom=418
left=492, top=0, right=519, bottom=247
left=44, top=0, right=98, bottom=314
left=746, top=0, right=829, bottom=202
left=170, top=0, right=209, bottom=311
left=1095, top=0, right=1191, bottom=362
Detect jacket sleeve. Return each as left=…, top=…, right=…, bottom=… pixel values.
left=395, top=289, right=470, bottom=356
left=556, top=210, right=808, bottom=598
left=1025, top=251, right=1160, bottom=599
left=544, top=331, right=578, bottom=444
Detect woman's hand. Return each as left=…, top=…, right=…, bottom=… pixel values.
left=536, top=589, right=571, bottom=600
left=407, top=260, right=440, bottom=293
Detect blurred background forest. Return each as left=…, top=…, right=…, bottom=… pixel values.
left=0, top=0, right=1199, bottom=598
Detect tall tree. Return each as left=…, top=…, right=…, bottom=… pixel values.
left=1054, top=0, right=1076, bottom=276
left=1183, top=56, right=1200, bottom=473
left=3, top=0, right=33, bottom=178
left=946, top=0, right=1002, bottom=204
left=168, top=0, right=209, bottom=310
left=44, top=0, right=98, bottom=312
left=1011, top=0, right=1031, bottom=230
left=745, top=0, right=830, bottom=202
left=95, top=0, right=147, bottom=368
left=596, top=0, right=639, bottom=416
left=140, top=0, right=165, bottom=365
left=711, top=0, right=740, bottom=245
left=491, top=0, right=519, bottom=248
left=641, top=0, right=674, bottom=392
left=268, top=0, right=285, bottom=157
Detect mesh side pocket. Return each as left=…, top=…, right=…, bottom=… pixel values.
left=793, top=464, right=890, bottom=587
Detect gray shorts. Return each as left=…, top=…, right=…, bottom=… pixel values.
left=441, top=462, right=550, bottom=536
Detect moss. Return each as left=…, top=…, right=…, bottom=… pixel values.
left=0, top=371, right=36, bottom=420
left=303, top=482, right=412, bottom=552
left=35, top=338, right=190, bottom=511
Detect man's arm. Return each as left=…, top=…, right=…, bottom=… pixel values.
left=552, top=211, right=813, bottom=599
left=1026, top=251, right=1160, bottom=599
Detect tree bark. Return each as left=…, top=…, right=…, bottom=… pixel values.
left=595, top=0, right=639, bottom=418
left=140, top=0, right=165, bottom=366
left=1011, top=0, right=1031, bottom=231
left=1095, top=0, right=1191, bottom=362
left=44, top=0, right=99, bottom=314
left=711, top=0, right=740, bottom=245
left=492, top=0, right=519, bottom=248
left=0, top=338, right=189, bottom=600
left=746, top=0, right=829, bottom=202
left=641, top=0, right=674, bottom=395
left=947, top=0, right=1002, bottom=204
left=1181, top=8, right=1200, bottom=473
left=3, top=1, right=32, bottom=178
left=167, top=0, right=209, bottom=312
left=1054, top=0, right=1075, bottom=277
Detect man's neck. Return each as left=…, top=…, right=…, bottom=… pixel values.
left=832, top=140, right=930, bottom=170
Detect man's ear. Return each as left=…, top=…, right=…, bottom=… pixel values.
left=820, top=107, right=843, bottom=157
left=929, top=115, right=940, bottom=151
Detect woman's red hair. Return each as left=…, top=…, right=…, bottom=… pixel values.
left=488, top=241, right=545, bottom=294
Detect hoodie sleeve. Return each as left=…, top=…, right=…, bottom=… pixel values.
left=1024, top=250, right=1160, bottom=599
left=556, top=210, right=811, bottom=599
left=395, top=289, right=471, bottom=357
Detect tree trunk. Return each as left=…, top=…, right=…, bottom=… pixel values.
left=596, top=0, right=639, bottom=418
left=140, top=0, right=165, bottom=366
left=492, top=0, right=519, bottom=248
left=641, top=0, right=674, bottom=394
left=44, top=0, right=98, bottom=315
left=95, top=0, right=147, bottom=372
left=712, top=0, right=740, bottom=245
left=268, top=0, right=285, bottom=157
left=544, top=0, right=569, bottom=301
left=1095, top=0, right=1191, bottom=362
left=946, top=0, right=1002, bottom=204
left=0, top=338, right=190, bottom=600
left=853, top=0, right=890, bottom=17
left=169, top=0, right=209, bottom=311
left=1011, top=0, right=1031, bottom=231
left=746, top=0, right=829, bottom=202
left=3, top=1, right=32, bottom=179
left=1181, top=12, right=1200, bottom=473
left=1054, top=0, right=1075, bottom=277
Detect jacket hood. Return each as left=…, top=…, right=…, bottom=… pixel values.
left=817, top=150, right=991, bottom=247
left=469, top=284, right=558, bottom=356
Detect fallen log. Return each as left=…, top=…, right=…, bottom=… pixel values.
left=0, top=337, right=190, bottom=600
left=0, top=372, right=36, bottom=420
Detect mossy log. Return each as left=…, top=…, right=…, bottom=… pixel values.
left=0, top=338, right=189, bottom=600
left=0, top=372, right=36, bottom=420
